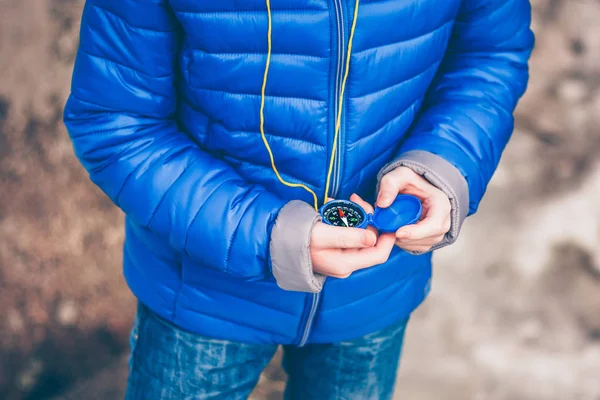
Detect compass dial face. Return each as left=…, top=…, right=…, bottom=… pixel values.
left=322, top=201, right=365, bottom=228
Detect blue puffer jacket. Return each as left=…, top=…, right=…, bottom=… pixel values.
left=64, top=0, right=534, bottom=344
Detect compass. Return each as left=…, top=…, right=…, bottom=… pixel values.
left=318, top=194, right=422, bottom=233
left=321, top=201, right=366, bottom=228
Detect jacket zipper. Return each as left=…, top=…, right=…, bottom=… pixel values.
left=297, top=292, right=320, bottom=346
left=330, top=0, right=346, bottom=199
left=296, top=0, right=346, bottom=348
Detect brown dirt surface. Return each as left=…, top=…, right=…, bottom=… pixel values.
left=0, top=1, right=134, bottom=398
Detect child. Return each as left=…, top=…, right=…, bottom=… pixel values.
left=64, top=0, right=534, bottom=398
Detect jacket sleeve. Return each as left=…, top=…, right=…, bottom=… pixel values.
left=64, top=0, right=325, bottom=291
left=378, top=0, right=535, bottom=250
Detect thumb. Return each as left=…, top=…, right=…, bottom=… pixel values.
left=312, top=223, right=377, bottom=249
left=377, top=173, right=405, bottom=208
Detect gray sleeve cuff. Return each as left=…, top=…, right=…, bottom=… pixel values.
left=377, top=150, right=469, bottom=252
left=270, top=200, right=326, bottom=293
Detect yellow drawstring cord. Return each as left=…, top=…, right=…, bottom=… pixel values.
left=260, top=0, right=360, bottom=211
left=260, top=0, right=319, bottom=210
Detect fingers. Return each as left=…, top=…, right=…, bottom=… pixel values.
left=349, top=193, right=378, bottom=236
left=395, top=241, right=434, bottom=253
left=395, top=192, right=451, bottom=242
left=311, top=222, right=377, bottom=249
left=316, top=233, right=397, bottom=278
left=396, top=218, right=448, bottom=243
left=376, top=165, right=454, bottom=252
left=346, top=233, right=396, bottom=271
left=377, top=167, right=428, bottom=208
left=377, top=170, right=408, bottom=208
left=349, top=193, right=374, bottom=214
left=311, top=194, right=400, bottom=278
left=395, top=234, right=445, bottom=252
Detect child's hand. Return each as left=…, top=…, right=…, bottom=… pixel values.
left=377, top=167, right=451, bottom=253
left=310, top=194, right=396, bottom=279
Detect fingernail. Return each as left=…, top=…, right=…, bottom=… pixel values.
left=363, top=232, right=377, bottom=247
left=378, top=195, right=390, bottom=207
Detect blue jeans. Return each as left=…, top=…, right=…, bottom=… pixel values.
left=125, top=303, right=408, bottom=400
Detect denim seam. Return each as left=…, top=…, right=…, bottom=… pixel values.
left=129, top=303, right=149, bottom=374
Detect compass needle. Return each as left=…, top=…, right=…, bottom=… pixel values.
left=321, top=201, right=366, bottom=228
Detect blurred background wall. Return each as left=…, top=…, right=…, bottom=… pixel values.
left=1, top=0, right=599, bottom=399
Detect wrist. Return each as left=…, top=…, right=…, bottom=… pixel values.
left=270, top=200, right=326, bottom=293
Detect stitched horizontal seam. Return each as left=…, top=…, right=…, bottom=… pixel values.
left=487, top=27, right=533, bottom=52
left=176, top=299, right=297, bottom=336
left=354, top=19, right=454, bottom=56
left=189, top=48, right=326, bottom=61
left=179, top=281, right=300, bottom=318
left=342, top=146, right=396, bottom=187
left=82, top=50, right=173, bottom=80
left=406, top=129, right=481, bottom=185
left=359, top=143, right=397, bottom=172
left=218, top=125, right=326, bottom=149
left=123, top=247, right=178, bottom=306
left=469, top=0, right=516, bottom=23
left=224, top=154, right=321, bottom=189
left=329, top=294, right=406, bottom=333
left=173, top=8, right=326, bottom=16
left=463, top=72, right=519, bottom=111
left=424, top=90, right=511, bottom=152
left=460, top=106, right=502, bottom=165
left=91, top=3, right=174, bottom=34
left=322, top=264, right=426, bottom=315
left=67, top=123, right=141, bottom=139
left=182, top=172, right=234, bottom=252
left=423, top=89, right=509, bottom=110
left=321, top=282, right=410, bottom=323
left=193, top=86, right=326, bottom=104
left=333, top=282, right=413, bottom=334
left=70, top=94, right=114, bottom=111
left=350, top=96, right=422, bottom=147
left=88, top=138, right=151, bottom=175
left=67, top=95, right=169, bottom=138
left=146, top=155, right=200, bottom=228
left=179, top=101, right=326, bottom=148
left=344, top=145, right=395, bottom=183
left=69, top=93, right=171, bottom=121
left=114, top=134, right=180, bottom=206
left=353, top=60, right=441, bottom=100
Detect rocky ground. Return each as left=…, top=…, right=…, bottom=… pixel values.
left=1, top=0, right=599, bottom=399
